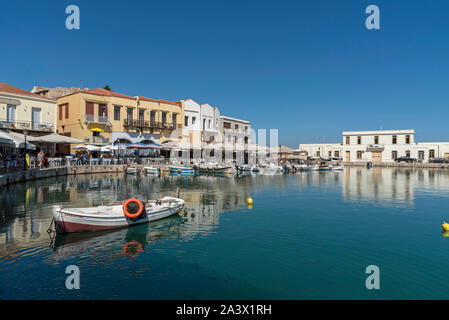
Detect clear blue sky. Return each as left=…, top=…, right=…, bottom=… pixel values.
left=1, top=0, right=448, bottom=147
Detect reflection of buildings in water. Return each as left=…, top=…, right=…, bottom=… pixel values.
left=340, top=167, right=449, bottom=205
left=342, top=167, right=414, bottom=205
left=0, top=213, right=45, bottom=251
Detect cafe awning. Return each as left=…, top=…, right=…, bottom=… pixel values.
left=0, top=131, right=14, bottom=146
left=0, top=131, right=36, bottom=150
left=74, top=145, right=101, bottom=151
left=31, top=133, right=83, bottom=144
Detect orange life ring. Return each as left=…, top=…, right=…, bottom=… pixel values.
left=123, top=198, right=144, bottom=219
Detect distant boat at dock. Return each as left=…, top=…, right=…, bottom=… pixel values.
left=198, top=163, right=234, bottom=174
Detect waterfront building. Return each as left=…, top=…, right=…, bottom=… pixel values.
left=219, top=115, right=251, bottom=147
left=56, top=88, right=183, bottom=153
left=126, top=95, right=183, bottom=144
left=299, top=129, right=449, bottom=163
left=0, top=83, right=57, bottom=135
left=200, top=103, right=220, bottom=143
left=181, top=99, right=221, bottom=145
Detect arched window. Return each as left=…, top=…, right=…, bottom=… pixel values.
left=405, top=150, right=411, bottom=158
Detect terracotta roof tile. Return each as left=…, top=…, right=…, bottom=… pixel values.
left=0, top=82, right=55, bottom=101
left=138, top=96, right=181, bottom=106
left=84, top=88, right=135, bottom=100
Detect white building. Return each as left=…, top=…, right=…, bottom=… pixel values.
left=0, top=82, right=57, bottom=135
left=299, top=129, right=449, bottom=163
left=219, top=115, right=251, bottom=146
left=183, top=99, right=201, bottom=132
left=182, top=99, right=221, bottom=144
left=200, top=103, right=220, bottom=143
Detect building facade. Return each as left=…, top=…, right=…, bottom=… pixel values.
left=56, top=88, right=183, bottom=152
left=299, top=129, right=449, bottom=163
left=0, top=83, right=56, bottom=135
left=219, top=115, right=251, bottom=147
left=200, top=103, right=220, bottom=143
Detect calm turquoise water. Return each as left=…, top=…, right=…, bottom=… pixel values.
left=1, top=168, right=449, bottom=299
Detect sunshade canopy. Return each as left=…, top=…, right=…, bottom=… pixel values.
left=74, top=145, right=101, bottom=151
left=0, top=131, right=35, bottom=149
left=31, top=133, right=83, bottom=144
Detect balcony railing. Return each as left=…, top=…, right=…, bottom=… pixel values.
left=0, top=119, right=54, bottom=132
left=85, top=114, right=109, bottom=124
left=123, top=119, right=182, bottom=130
left=84, top=136, right=111, bottom=145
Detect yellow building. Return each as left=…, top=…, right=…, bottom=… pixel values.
left=56, top=88, right=183, bottom=153
left=0, top=83, right=57, bottom=135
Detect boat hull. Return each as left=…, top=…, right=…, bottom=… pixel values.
left=198, top=166, right=233, bottom=174
left=52, top=199, right=184, bottom=234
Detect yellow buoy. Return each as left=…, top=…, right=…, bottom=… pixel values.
left=247, top=197, right=253, bottom=205
left=247, top=204, right=253, bottom=210
left=442, top=222, right=449, bottom=231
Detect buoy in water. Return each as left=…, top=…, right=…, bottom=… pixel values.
left=442, top=222, right=449, bottom=231
left=247, top=197, right=253, bottom=205
left=247, top=204, right=253, bottom=210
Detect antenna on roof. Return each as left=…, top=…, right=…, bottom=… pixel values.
left=80, top=80, right=83, bottom=90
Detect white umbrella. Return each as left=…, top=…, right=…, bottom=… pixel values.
left=0, top=130, right=35, bottom=149
left=100, top=146, right=112, bottom=152
left=32, top=133, right=83, bottom=144
left=74, top=145, right=101, bottom=151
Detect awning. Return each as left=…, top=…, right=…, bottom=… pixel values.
left=31, top=133, right=83, bottom=144
left=125, top=143, right=161, bottom=149
left=0, top=131, right=36, bottom=150
left=90, top=128, right=104, bottom=133
left=74, top=145, right=101, bottom=151
left=0, top=131, right=14, bottom=146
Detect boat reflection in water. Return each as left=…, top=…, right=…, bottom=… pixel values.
left=49, top=215, right=184, bottom=261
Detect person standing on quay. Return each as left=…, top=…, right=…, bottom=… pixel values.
left=37, top=150, right=44, bottom=169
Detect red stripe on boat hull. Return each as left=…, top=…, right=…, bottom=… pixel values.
left=56, top=221, right=127, bottom=234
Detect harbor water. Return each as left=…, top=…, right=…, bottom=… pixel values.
left=1, top=167, right=449, bottom=299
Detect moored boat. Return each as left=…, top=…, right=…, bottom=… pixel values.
left=125, top=167, right=137, bottom=174
left=170, top=165, right=195, bottom=174
left=52, top=197, right=185, bottom=234
left=329, top=164, right=344, bottom=170
left=144, top=166, right=160, bottom=175
left=198, top=163, right=234, bottom=174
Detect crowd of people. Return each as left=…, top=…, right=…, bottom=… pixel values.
left=0, top=149, right=50, bottom=172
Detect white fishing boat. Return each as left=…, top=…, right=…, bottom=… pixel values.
left=198, top=163, right=234, bottom=174
left=329, top=164, right=344, bottom=170
left=144, top=166, right=160, bottom=174
left=239, top=165, right=260, bottom=172
left=298, top=164, right=318, bottom=171
left=125, top=167, right=137, bottom=174
left=52, top=197, right=185, bottom=234
left=260, top=163, right=283, bottom=174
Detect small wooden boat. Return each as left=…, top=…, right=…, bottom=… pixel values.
left=238, top=165, right=260, bottom=172
left=170, top=165, right=194, bottom=174
left=318, top=165, right=330, bottom=171
left=125, top=167, right=137, bottom=174
left=52, top=197, right=185, bottom=234
left=144, top=166, right=160, bottom=175
left=198, top=163, right=234, bottom=174
left=329, top=164, right=344, bottom=170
